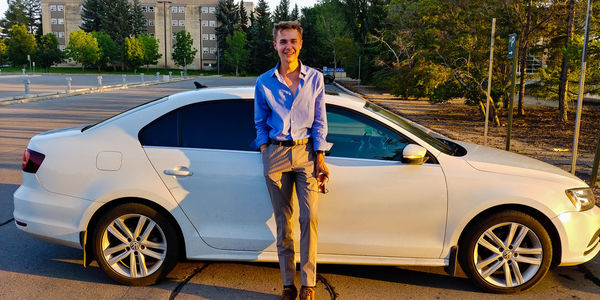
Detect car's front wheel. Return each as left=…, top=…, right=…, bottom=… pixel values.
left=459, top=210, right=552, bottom=293
left=93, top=203, right=179, bottom=285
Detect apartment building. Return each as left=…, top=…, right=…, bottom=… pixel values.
left=41, top=0, right=253, bottom=70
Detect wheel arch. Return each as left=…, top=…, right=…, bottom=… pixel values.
left=83, top=197, right=187, bottom=266
left=456, top=204, right=562, bottom=268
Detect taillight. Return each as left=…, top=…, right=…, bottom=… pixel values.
left=22, top=149, right=45, bottom=173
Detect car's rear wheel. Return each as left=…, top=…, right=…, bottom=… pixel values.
left=459, top=210, right=552, bottom=293
left=93, top=203, right=179, bottom=285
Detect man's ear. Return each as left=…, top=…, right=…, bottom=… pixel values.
left=272, top=40, right=277, bottom=49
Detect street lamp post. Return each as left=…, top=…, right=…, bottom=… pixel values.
left=158, top=0, right=172, bottom=72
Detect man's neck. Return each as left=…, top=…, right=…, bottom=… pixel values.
left=278, top=60, right=300, bottom=75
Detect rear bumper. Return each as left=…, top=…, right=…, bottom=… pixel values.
left=13, top=180, right=96, bottom=249
left=554, top=206, right=600, bottom=266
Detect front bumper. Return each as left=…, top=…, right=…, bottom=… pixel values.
left=13, top=175, right=96, bottom=249
left=553, top=206, right=600, bottom=266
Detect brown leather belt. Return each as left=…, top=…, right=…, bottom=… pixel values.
left=270, top=138, right=311, bottom=147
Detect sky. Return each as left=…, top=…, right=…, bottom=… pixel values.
left=0, top=0, right=319, bottom=21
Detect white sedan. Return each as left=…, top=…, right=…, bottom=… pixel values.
left=13, top=87, right=600, bottom=293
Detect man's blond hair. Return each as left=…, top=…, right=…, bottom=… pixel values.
left=273, top=21, right=303, bottom=40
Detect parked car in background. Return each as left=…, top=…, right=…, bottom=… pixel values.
left=315, top=68, right=335, bottom=84
left=14, top=87, right=600, bottom=292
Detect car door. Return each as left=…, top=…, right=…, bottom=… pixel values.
left=140, top=100, right=278, bottom=252
left=316, top=105, right=448, bottom=258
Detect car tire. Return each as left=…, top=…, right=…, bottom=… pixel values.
left=92, top=203, right=179, bottom=286
left=324, top=76, right=333, bottom=84
left=459, top=210, right=552, bottom=293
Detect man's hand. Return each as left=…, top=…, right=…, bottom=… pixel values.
left=315, top=152, right=329, bottom=184
left=260, top=143, right=268, bottom=153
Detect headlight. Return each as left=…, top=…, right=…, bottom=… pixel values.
left=565, top=188, right=596, bottom=211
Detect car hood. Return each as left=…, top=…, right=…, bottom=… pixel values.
left=456, top=141, right=584, bottom=184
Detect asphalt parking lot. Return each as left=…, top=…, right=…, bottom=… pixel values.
left=0, top=76, right=599, bottom=299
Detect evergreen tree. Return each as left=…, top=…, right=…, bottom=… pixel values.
left=22, top=0, right=41, bottom=35
left=273, top=0, right=289, bottom=22
left=1, top=0, right=30, bottom=35
left=216, top=0, right=239, bottom=71
left=33, top=33, right=62, bottom=70
left=247, top=0, right=275, bottom=74
left=290, top=4, right=299, bottom=21
left=80, top=0, right=105, bottom=33
left=102, top=0, right=131, bottom=46
left=6, top=24, right=36, bottom=67
left=238, top=0, right=249, bottom=34
left=172, top=30, right=197, bottom=69
left=129, top=0, right=147, bottom=36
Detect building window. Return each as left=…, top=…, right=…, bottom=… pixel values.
left=209, top=7, right=216, bottom=13
left=58, top=32, right=64, bottom=38
left=203, top=47, right=209, bottom=54
left=57, top=5, right=64, bottom=11
left=172, top=20, right=178, bottom=26
left=202, top=20, right=208, bottom=27
left=142, top=5, right=147, bottom=12
left=209, top=34, right=216, bottom=40
left=148, top=5, right=154, bottom=12
left=202, top=7, right=208, bottom=13
left=51, top=18, right=57, bottom=24
left=209, top=20, right=216, bottom=27
left=58, top=18, right=64, bottom=24
left=179, top=6, right=184, bottom=13
left=148, top=20, right=154, bottom=26
left=210, top=47, right=217, bottom=54
left=179, top=20, right=184, bottom=26
left=149, top=33, right=154, bottom=37
left=50, top=5, right=56, bottom=11
left=59, top=45, right=66, bottom=51
left=202, top=34, right=208, bottom=40
left=172, top=33, right=176, bottom=40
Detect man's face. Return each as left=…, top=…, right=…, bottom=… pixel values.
left=273, top=28, right=303, bottom=65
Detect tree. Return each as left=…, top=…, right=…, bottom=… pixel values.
left=22, top=0, right=41, bottom=35
left=290, top=4, right=300, bottom=21
left=65, top=29, right=100, bottom=71
left=102, top=0, right=131, bottom=46
left=80, top=0, right=105, bottom=32
left=33, top=33, right=62, bottom=70
left=1, top=0, right=29, bottom=35
left=273, top=0, right=289, bottom=23
left=138, top=33, right=161, bottom=71
left=315, top=1, right=350, bottom=79
left=92, top=30, right=118, bottom=71
left=124, top=36, right=144, bottom=73
left=216, top=0, right=239, bottom=71
left=238, top=0, right=249, bottom=33
left=0, top=38, right=8, bottom=65
left=6, top=24, right=36, bottom=67
left=247, top=0, right=274, bottom=73
left=130, top=0, right=147, bottom=36
left=172, top=30, right=197, bottom=69
left=225, top=31, right=249, bottom=76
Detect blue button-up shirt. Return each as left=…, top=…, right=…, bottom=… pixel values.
left=254, top=63, right=332, bottom=152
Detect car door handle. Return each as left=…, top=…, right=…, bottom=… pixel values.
left=164, top=167, right=193, bottom=176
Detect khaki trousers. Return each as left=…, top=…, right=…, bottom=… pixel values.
left=262, top=142, right=319, bottom=287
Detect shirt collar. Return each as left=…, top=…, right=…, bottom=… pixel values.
left=271, top=60, right=308, bottom=79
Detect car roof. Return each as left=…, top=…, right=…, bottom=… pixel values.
left=166, top=86, right=367, bottom=110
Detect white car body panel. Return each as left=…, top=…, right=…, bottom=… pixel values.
left=12, top=87, right=600, bottom=273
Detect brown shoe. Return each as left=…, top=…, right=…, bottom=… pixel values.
left=299, top=286, right=315, bottom=300
left=281, top=285, right=297, bottom=300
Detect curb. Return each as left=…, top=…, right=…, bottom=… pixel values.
left=0, top=77, right=193, bottom=106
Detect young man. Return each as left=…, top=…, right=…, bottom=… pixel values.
left=254, top=21, right=331, bottom=300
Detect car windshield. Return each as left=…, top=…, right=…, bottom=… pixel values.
left=364, top=102, right=455, bottom=155
left=82, top=96, right=169, bottom=132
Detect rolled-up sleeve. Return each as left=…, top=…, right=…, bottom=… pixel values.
left=254, top=79, right=270, bottom=149
left=311, top=73, right=333, bottom=152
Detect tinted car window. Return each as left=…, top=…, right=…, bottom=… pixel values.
left=180, top=100, right=255, bottom=151
left=326, top=106, right=409, bottom=160
left=139, top=110, right=179, bottom=147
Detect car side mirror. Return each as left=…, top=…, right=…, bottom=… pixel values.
left=402, top=144, right=428, bottom=165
